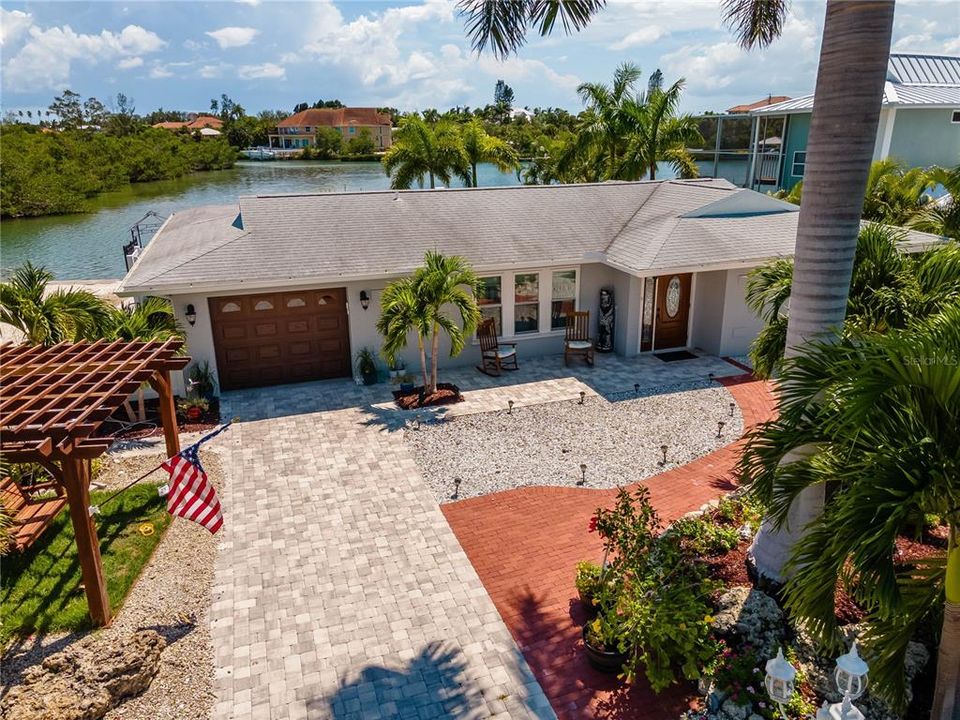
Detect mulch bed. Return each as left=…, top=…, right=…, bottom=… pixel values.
left=393, top=383, right=463, bottom=410
left=706, top=539, right=752, bottom=587
left=96, top=397, right=221, bottom=441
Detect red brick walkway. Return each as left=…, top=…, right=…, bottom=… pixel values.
left=442, top=370, right=776, bottom=719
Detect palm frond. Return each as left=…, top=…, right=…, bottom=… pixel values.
left=721, top=0, right=788, bottom=49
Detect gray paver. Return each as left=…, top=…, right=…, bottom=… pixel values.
left=209, top=399, right=556, bottom=719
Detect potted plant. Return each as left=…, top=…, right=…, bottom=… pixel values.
left=575, top=560, right=604, bottom=610
left=582, top=601, right=631, bottom=673
left=177, top=396, right=209, bottom=422
left=387, top=355, right=406, bottom=380
left=398, top=373, right=415, bottom=394
left=356, top=348, right=378, bottom=385
left=187, top=361, right=218, bottom=400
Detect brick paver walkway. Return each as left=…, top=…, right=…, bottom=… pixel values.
left=441, top=371, right=776, bottom=720
left=209, top=405, right=554, bottom=720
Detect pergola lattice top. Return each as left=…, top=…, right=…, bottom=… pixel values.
left=1, top=339, right=189, bottom=460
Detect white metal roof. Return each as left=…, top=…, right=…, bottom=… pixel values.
left=754, top=52, right=960, bottom=114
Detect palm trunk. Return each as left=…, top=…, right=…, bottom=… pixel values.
left=749, top=0, right=895, bottom=582
left=429, top=322, right=440, bottom=394
left=417, top=333, right=429, bottom=389
left=471, top=163, right=478, bottom=188
left=931, top=522, right=960, bottom=719
left=649, top=162, right=656, bottom=181
left=429, top=171, right=435, bottom=189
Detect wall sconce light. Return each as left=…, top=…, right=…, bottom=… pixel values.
left=359, top=290, right=370, bottom=310
left=185, top=304, right=197, bottom=326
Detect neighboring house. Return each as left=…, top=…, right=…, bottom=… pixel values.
left=726, top=96, right=791, bottom=114
left=267, top=108, right=392, bottom=151
left=152, top=114, right=224, bottom=134
left=751, top=52, right=960, bottom=191
left=117, top=179, right=942, bottom=392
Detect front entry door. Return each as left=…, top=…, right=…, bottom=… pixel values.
left=653, top=273, right=692, bottom=350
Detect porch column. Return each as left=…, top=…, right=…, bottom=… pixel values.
left=149, top=370, right=181, bottom=459
left=62, top=458, right=111, bottom=626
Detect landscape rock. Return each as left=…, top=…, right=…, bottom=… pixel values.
left=712, top=587, right=784, bottom=658
left=1, top=630, right=165, bottom=720
left=719, top=698, right=751, bottom=720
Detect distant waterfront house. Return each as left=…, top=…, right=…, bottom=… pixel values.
left=726, top=96, right=791, bottom=114
left=750, top=52, right=960, bottom=191
left=151, top=114, right=224, bottom=133
left=117, top=179, right=943, bottom=392
left=267, top=108, right=392, bottom=151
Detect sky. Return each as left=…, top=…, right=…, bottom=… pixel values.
left=2, top=0, right=958, bottom=118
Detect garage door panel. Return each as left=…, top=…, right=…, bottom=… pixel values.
left=210, top=288, right=351, bottom=390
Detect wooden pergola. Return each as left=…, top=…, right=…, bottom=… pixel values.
left=1, top=339, right=190, bottom=626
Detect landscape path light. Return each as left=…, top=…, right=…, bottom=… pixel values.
left=764, top=647, right=796, bottom=719
left=578, top=463, right=587, bottom=486
left=815, top=641, right=869, bottom=720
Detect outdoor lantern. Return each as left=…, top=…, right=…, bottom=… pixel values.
left=834, top=641, right=869, bottom=701
left=184, top=304, right=197, bottom=326
left=634, top=383, right=640, bottom=393
left=359, top=290, right=370, bottom=310
left=730, top=402, right=736, bottom=417
left=579, top=463, right=587, bottom=485
left=579, top=391, right=586, bottom=405
left=508, top=400, right=514, bottom=414
left=660, top=444, right=669, bottom=465
left=764, top=647, right=797, bottom=707
left=717, top=420, right=725, bottom=437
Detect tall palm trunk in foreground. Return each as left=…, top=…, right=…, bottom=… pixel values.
left=748, top=0, right=895, bottom=582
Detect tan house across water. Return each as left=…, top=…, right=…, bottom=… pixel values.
left=268, top=108, right=392, bottom=151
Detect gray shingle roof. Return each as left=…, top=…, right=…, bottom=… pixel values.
left=118, top=179, right=943, bottom=294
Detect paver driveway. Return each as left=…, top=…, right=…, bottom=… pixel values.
left=208, top=403, right=554, bottom=720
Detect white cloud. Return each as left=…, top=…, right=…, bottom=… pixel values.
left=610, top=26, right=665, bottom=51
left=235, top=0, right=260, bottom=5
left=477, top=54, right=581, bottom=93
left=117, top=56, right=143, bottom=70
left=206, top=26, right=259, bottom=49
left=238, top=62, right=285, bottom=79
left=149, top=64, right=174, bottom=79
left=2, top=21, right=165, bottom=91
left=1, top=9, right=33, bottom=46
left=199, top=63, right=231, bottom=79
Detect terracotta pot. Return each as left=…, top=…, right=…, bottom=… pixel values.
left=582, top=626, right=629, bottom=673
left=186, top=406, right=203, bottom=421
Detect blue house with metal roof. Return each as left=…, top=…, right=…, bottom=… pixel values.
left=749, top=53, right=960, bottom=191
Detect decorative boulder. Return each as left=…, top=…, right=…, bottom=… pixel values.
left=1, top=630, right=165, bottom=720
left=712, top=587, right=784, bottom=658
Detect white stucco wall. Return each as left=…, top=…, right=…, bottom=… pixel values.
left=690, top=270, right=726, bottom=355
left=579, top=263, right=639, bottom=356
left=166, top=263, right=630, bottom=392
left=718, top=269, right=764, bottom=356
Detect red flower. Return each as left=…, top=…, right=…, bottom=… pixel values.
left=588, top=516, right=598, bottom=533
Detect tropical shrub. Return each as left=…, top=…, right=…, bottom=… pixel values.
left=574, top=560, right=604, bottom=603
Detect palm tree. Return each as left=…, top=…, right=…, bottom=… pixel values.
left=746, top=226, right=960, bottom=377
left=0, top=262, right=111, bottom=345
left=909, top=165, right=960, bottom=239
left=104, top=296, right=184, bottom=421
left=377, top=277, right=431, bottom=390
left=382, top=116, right=470, bottom=189
left=738, top=302, right=960, bottom=714
left=617, top=79, right=703, bottom=180
left=460, top=119, right=519, bottom=187
left=376, top=252, right=480, bottom=394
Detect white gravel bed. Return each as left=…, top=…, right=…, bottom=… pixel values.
left=408, top=382, right=743, bottom=503
left=1, top=450, right=224, bottom=720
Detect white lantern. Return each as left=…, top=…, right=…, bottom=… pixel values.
left=764, top=647, right=797, bottom=705
left=834, top=641, right=869, bottom=701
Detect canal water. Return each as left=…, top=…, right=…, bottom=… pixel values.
left=0, top=161, right=524, bottom=280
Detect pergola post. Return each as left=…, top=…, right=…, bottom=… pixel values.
left=150, top=369, right=180, bottom=459
left=61, top=457, right=111, bottom=626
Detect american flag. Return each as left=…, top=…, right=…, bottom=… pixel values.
left=162, top=442, right=223, bottom=534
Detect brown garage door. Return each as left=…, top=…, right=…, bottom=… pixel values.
left=209, top=288, right=351, bottom=390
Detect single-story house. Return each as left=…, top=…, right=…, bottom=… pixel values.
left=751, top=52, right=960, bottom=191
left=152, top=115, right=225, bottom=132
left=117, top=179, right=942, bottom=392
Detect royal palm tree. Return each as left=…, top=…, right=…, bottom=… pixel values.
left=377, top=252, right=480, bottom=394
left=617, top=79, right=702, bottom=180
left=746, top=226, right=960, bottom=377
left=0, top=262, right=111, bottom=345
left=460, top=119, right=519, bottom=187
left=104, top=296, right=184, bottom=421
left=382, top=116, right=470, bottom=189
left=738, top=302, right=960, bottom=714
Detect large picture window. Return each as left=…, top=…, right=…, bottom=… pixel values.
left=477, top=276, right=502, bottom=335
left=514, top=273, right=539, bottom=334
left=551, top=270, right=577, bottom=329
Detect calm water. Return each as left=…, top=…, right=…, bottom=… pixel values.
left=0, top=161, right=524, bottom=280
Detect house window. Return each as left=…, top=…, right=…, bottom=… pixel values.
left=349, top=127, right=356, bottom=134
left=477, top=276, right=502, bottom=335
left=514, top=273, right=539, bottom=334
left=791, top=151, right=806, bottom=177
left=551, top=270, right=577, bottom=329
left=952, top=110, right=960, bottom=123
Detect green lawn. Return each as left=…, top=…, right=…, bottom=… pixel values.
left=1, top=484, right=171, bottom=647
